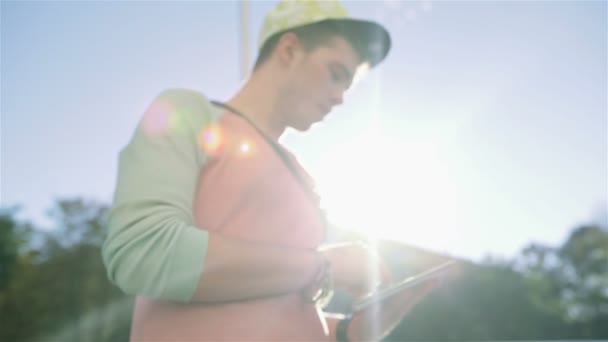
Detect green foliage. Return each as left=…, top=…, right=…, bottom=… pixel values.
left=386, top=262, right=569, bottom=341
left=0, top=199, right=132, bottom=342
left=384, top=225, right=608, bottom=340
left=558, top=225, right=608, bottom=321
left=0, top=209, right=20, bottom=290
left=518, top=225, right=608, bottom=338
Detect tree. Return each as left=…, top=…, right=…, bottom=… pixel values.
left=386, top=261, right=568, bottom=341
left=0, top=199, right=132, bottom=342
left=518, top=224, right=608, bottom=338
left=558, top=225, right=608, bottom=322
left=0, top=208, right=23, bottom=290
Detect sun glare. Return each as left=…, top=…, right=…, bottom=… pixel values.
left=313, top=130, right=466, bottom=246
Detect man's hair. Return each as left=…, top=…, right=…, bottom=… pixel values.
left=253, top=20, right=368, bottom=71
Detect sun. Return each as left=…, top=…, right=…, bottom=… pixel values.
left=311, top=129, right=465, bottom=246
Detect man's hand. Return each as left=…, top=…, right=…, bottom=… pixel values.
left=319, top=242, right=392, bottom=297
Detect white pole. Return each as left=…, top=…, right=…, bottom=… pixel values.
left=239, top=0, right=250, bottom=80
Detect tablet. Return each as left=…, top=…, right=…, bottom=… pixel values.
left=351, top=260, right=457, bottom=312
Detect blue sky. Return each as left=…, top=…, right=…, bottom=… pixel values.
left=2, top=0, right=606, bottom=261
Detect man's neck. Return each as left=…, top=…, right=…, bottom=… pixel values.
left=225, top=72, right=286, bottom=141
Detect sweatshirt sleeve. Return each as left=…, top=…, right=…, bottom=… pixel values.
left=102, top=88, right=219, bottom=302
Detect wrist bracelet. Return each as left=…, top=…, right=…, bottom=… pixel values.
left=305, top=253, right=334, bottom=307
left=336, top=314, right=353, bottom=342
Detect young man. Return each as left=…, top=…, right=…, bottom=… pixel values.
left=102, top=0, right=438, bottom=340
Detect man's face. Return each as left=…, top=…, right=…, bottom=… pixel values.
left=280, top=35, right=363, bottom=131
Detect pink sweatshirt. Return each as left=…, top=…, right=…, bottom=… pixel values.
left=125, top=92, right=329, bottom=341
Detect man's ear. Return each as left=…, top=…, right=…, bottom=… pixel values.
left=275, top=32, right=303, bottom=67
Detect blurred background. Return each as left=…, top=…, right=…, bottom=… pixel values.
left=1, top=0, right=606, bottom=340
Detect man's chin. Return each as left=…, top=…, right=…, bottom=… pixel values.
left=291, top=120, right=320, bottom=133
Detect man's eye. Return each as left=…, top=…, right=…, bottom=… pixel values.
left=330, top=68, right=342, bottom=82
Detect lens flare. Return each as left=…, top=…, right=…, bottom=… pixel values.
left=353, top=63, right=370, bottom=87
left=238, top=140, right=258, bottom=156
left=199, top=124, right=223, bottom=155
left=141, top=100, right=172, bottom=136
left=169, top=110, right=188, bottom=134
left=240, top=142, right=250, bottom=154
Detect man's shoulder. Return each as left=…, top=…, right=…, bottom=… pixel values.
left=149, top=87, right=222, bottom=125
left=155, top=88, right=213, bottom=109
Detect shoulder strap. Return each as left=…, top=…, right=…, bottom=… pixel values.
left=210, top=100, right=327, bottom=238
left=210, top=101, right=313, bottom=198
